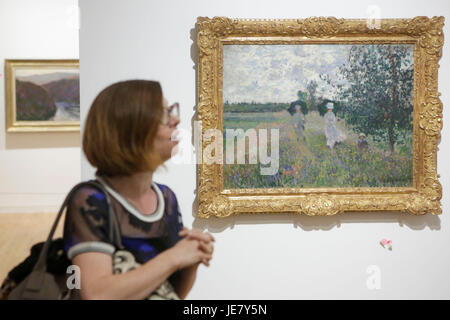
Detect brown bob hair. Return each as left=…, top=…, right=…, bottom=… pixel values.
left=83, top=80, right=164, bottom=176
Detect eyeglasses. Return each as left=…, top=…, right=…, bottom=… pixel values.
left=161, top=102, right=180, bottom=125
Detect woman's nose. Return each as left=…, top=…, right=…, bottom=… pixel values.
left=169, top=115, right=180, bottom=127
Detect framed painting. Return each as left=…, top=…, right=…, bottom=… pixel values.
left=196, top=16, right=444, bottom=218
left=5, top=59, right=80, bottom=132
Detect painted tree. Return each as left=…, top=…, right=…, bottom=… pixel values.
left=337, top=44, right=414, bottom=152
left=306, top=80, right=318, bottom=111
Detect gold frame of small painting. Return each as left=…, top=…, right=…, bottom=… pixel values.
left=5, top=59, right=80, bottom=132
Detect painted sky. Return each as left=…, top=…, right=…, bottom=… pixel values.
left=223, top=44, right=351, bottom=103
left=223, top=44, right=413, bottom=104
left=15, top=68, right=78, bottom=77
left=15, top=69, right=79, bottom=85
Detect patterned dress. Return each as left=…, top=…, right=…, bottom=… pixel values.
left=63, top=175, right=184, bottom=299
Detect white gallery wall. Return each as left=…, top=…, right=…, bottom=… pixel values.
left=0, top=0, right=81, bottom=213
left=80, top=0, right=450, bottom=299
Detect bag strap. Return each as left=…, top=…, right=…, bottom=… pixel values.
left=95, top=179, right=124, bottom=250
left=97, top=180, right=124, bottom=250
left=33, top=180, right=123, bottom=273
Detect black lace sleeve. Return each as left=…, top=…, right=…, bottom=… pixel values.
left=63, top=186, right=115, bottom=260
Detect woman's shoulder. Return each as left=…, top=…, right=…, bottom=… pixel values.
left=154, top=182, right=180, bottom=211
left=154, top=182, right=175, bottom=197
left=67, top=181, right=108, bottom=208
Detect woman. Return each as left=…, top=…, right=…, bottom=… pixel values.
left=291, top=104, right=306, bottom=143
left=63, top=80, right=214, bottom=300
left=323, top=102, right=346, bottom=149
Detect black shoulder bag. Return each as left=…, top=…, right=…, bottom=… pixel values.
left=0, top=180, right=121, bottom=300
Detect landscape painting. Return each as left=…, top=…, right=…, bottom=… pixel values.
left=5, top=60, right=80, bottom=132
left=222, top=44, right=414, bottom=189
left=197, top=17, right=442, bottom=218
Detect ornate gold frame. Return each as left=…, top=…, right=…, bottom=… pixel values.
left=5, top=59, right=80, bottom=132
left=196, top=16, right=444, bottom=218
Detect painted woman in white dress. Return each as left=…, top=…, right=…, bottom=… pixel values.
left=324, top=102, right=346, bottom=148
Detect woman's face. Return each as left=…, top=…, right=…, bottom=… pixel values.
left=153, top=97, right=180, bottom=162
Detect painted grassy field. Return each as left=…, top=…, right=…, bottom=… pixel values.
left=223, top=110, right=413, bottom=189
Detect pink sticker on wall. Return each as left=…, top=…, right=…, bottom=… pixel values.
left=380, top=238, right=392, bottom=251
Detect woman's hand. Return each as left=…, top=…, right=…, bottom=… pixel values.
left=179, top=227, right=215, bottom=243
left=178, top=227, right=215, bottom=266
left=168, top=228, right=214, bottom=270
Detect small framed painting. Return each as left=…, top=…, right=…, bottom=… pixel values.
left=5, top=59, right=80, bottom=132
left=196, top=16, right=444, bottom=218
